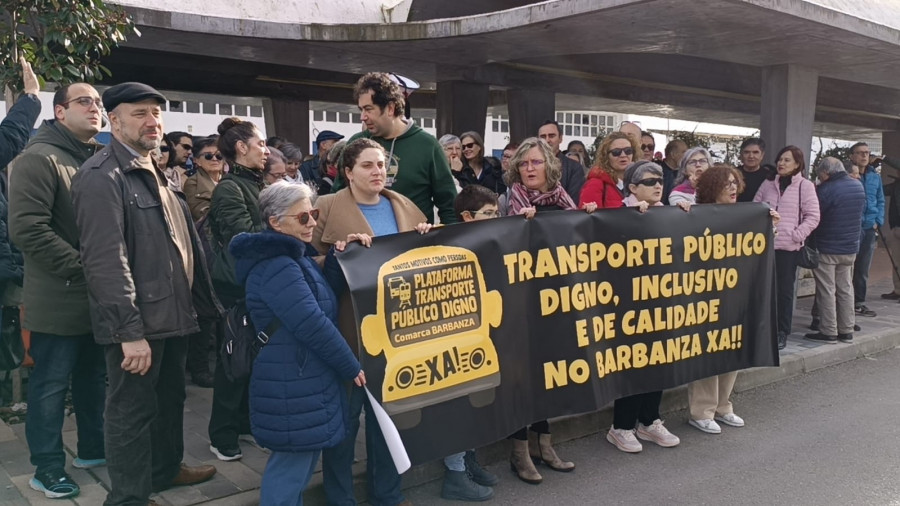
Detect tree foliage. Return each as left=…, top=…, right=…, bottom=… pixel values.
left=0, top=0, right=138, bottom=93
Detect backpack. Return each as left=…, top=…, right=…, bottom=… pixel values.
left=219, top=299, right=281, bottom=382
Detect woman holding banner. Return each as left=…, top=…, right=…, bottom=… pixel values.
left=578, top=132, right=638, bottom=209
left=228, top=181, right=365, bottom=504
left=752, top=146, right=820, bottom=350
left=506, top=137, right=581, bottom=484
left=686, top=164, right=780, bottom=433
left=606, top=161, right=683, bottom=453
left=311, top=138, right=446, bottom=506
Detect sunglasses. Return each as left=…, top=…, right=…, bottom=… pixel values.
left=63, top=96, right=103, bottom=109
left=283, top=208, right=320, bottom=225
left=610, top=148, right=635, bottom=157
left=462, top=142, right=477, bottom=150
left=201, top=153, right=223, bottom=161
left=634, top=177, right=663, bottom=187
left=160, top=146, right=170, bottom=153
left=641, top=144, right=655, bottom=151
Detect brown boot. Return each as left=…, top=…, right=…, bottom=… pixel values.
left=530, top=433, right=575, bottom=472
left=510, top=438, right=542, bottom=484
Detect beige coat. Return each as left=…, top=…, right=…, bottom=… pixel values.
left=312, top=187, right=426, bottom=354
left=183, top=167, right=220, bottom=222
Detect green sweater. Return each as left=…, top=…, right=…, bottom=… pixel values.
left=335, top=122, right=457, bottom=224
left=8, top=121, right=100, bottom=335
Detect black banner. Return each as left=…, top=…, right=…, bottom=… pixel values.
left=338, top=203, right=777, bottom=465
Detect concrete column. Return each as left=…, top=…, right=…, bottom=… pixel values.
left=507, top=88, right=555, bottom=144
left=882, top=131, right=900, bottom=293
left=759, top=65, right=819, bottom=171
left=262, top=97, right=310, bottom=155
left=436, top=81, right=490, bottom=138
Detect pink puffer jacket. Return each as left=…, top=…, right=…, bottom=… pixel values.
left=753, top=175, right=820, bottom=251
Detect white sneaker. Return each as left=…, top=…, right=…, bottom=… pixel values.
left=636, top=419, right=680, bottom=447
left=715, top=413, right=745, bottom=427
left=606, top=427, right=642, bottom=453
left=689, top=418, right=722, bottom=434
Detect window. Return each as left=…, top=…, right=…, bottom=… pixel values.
left=201, top=102, right=215, bottom=115
left=185, top=101, right=200, bottom=114
left=218, top=104, right=233, bottom=115
left=351, top=113, right=361, bottom=123
left=234, top=105, right=249, bottom=116
left=326, top=111, right=337, bottom=122
left=313, top=110, right=324, bottom=121
left=249, top=105, right=263, bottom=117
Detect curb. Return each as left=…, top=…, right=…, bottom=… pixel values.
left=304, top=326, right=900, bottom=505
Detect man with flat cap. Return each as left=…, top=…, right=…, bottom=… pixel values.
left=299, top=129, right=344, bottom=188
left=71, top=82, right=222, bottom=505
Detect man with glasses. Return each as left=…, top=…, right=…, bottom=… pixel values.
left=164, top=131, right=193, bottom=189
left=8, top=82, right=104, bottom=499
left=848, top=142, right=884, bottom=317
left=537, top=120, right=585, bottom=202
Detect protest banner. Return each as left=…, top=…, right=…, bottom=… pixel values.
left=338, top=203, right=777, bottom=465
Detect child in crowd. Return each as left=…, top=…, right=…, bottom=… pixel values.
left=438, top=184, right=503, bottom=502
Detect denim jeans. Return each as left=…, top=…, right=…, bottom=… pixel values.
left=853, top=227, right=877, bottom=303
left=260, top=449, right=320, bottom=506
left=321, top=385, right=404, bottom=506
left=103, top=337, right=188, bottom=506
left=25, top=332, right=105, bottom=474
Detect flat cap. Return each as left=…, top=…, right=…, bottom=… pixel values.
left=316, top=130, right=344, bottom=144
left=103, top=82, right=167, bottom=112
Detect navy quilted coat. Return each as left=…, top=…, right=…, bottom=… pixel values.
left=230, top=230, right=361, bottom=452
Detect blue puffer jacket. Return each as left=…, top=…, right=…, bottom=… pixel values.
left=859, top=167, right=884, bottom=229
left=230, top=230, right=361, bottom=452
left=809, top=172, right=866, bottom=255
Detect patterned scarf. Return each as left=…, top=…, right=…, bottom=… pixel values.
left=508, top=182, right=576, bottom=214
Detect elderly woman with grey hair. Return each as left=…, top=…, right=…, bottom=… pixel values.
left=606, top=160, right=682, bottom=454
left=668, top=146, right=712, bottom=208
left=228, top=181, right=366, bottom=505
left=439, top=133, right=464, bottom=174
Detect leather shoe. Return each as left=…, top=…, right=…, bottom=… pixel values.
left=171, top=463, right=216, bottom=487
left=881, top=292, right=900, bottom=300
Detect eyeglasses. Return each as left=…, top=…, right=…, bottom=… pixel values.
left=180, top=143, right=193, bottom=151
left=687, top=158, right=709, bottom=166
left=641, top=144, right=655, bottom=151
left=281, top=208, right=320, bottom=225
left=63, top=96, right=103, bottom=109
left=610, top=148, right=635, bottom=157
left=517, top=159, right=545, bottom=169
left=634, top=177, right=663, bottom=187
left=726, top=180, right=738, bottom=187
left=462, top=142, right=477, bottom=150
left=470, top=210, right=502, bottom=218
left=201, top=153, right=223, bottom=161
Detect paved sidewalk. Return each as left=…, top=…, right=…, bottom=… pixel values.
left=2, top=249, right=899, bottom=505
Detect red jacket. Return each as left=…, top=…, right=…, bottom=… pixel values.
left=579, top=168, right=623, bottom=209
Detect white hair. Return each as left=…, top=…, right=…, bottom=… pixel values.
left=259, top=181, right=315, bottom=229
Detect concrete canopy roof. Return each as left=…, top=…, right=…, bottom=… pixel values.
left=113, top=0, right=900, bottom=137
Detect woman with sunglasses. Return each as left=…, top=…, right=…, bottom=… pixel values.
left=311, top=138, right=430, bottom=506
left=605, top=161, right=682, bottom=454
left=668, top=147, right=712, bottom=208
left=228, top=181, right=366, bottom=505
left=184, top=136, right=224, bottom=222
left=579, top=132, right=640, bottom=210
left=458, top=131, right=506, bottom=194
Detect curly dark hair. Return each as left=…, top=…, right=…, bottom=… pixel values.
left=353, top=72, right=406, bottom=118
left=340, top=138, right=385, bottom=173
left=695, top=164, right=745, bottom=204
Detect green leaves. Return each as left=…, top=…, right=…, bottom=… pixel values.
left=0, top=0, right=138, bottom=94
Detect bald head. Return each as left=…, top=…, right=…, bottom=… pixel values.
left=619, top=122, right=642, bottom=142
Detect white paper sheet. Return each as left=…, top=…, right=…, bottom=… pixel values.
left=364, top=386, right=411, bottom=473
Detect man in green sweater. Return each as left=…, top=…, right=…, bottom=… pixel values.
left=334, top=72, right=457, bottom=224
left=8, top=83, right=104, bottom=499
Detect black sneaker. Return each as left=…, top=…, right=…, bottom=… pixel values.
left=855, top=305, right=877, bottom=317
left=804, top=332, right=838, bottom=344
left=29, top=469, right=79, bottom=499
left=809, top=318, right=820, bottom=331
left=210, top=444, right=242, bottom=461
left=838, top=333, right=853, bottom=343
left=777, top=332, right=787, bottom=350
left=854, top=324, right=861, bottom=332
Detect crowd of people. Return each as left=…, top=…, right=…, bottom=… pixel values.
left=0, top=60, right=893, bottom=505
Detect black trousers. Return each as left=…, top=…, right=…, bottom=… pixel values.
left=103, top=337, right=187, bottom=506
left=186, top=315, right=218, bottom=375
left=775, top=250, right=801, bottom=335
left=613, top=391, right=662, bottom=430
left=509, top=420, right=550, bottom=441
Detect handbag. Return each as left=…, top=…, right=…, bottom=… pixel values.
left=797, top=181, right=819, bottom=269
left=0, top=306, right=24, bottom=371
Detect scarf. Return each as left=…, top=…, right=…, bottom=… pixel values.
left=509, top=182, right=576, bottom=214
left=778, top=174, right=793, bottom=195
